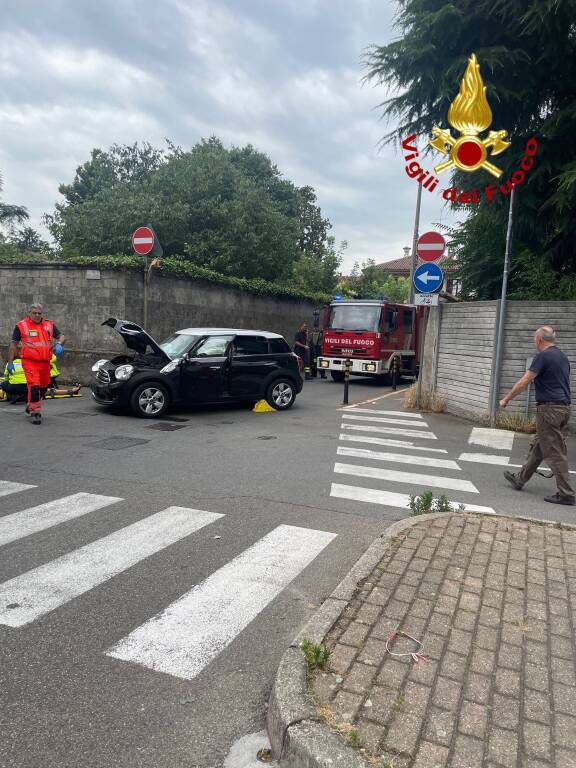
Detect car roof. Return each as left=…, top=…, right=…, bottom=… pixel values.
left=175, top=328, right=285, bottom=339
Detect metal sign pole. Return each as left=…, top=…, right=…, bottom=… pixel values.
left=489, top=186, right=517, bottom=426
left=415, top=307, right=429, bottom=409
left=143, top=258, right=149, bottom=329
left=408, top=182, right=423, bottom=304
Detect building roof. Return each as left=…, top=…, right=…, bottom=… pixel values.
left=375, top=253, right=457, bottom=274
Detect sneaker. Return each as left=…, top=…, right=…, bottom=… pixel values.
left=544, top=493, right=575, bottom=506
left=503, top=471, right=524, bottom=491
left=31, top=413, right=41, bottom=426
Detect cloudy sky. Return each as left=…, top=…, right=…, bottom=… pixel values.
left=0, top=0, right=451, bottom=271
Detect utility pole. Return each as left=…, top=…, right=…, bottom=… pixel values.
left=489, top=186, right=517, bottom=426
left=408, top=182, right=423, bottom=304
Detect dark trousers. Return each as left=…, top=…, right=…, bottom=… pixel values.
left=519, top=403, right=575, bottom=497
left=1, top=382, right=27, bottom=401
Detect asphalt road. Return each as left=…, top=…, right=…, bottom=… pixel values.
left=1, top=377, right=574, bottom=768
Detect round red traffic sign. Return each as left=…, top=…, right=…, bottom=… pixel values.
left=132, top=226, right=155, bottom=255
left=417, top=231, right=446, bottom=262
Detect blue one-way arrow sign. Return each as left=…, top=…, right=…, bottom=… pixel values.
left=413, top=262, right=444, bottom=294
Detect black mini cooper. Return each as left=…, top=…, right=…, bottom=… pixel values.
left=91, top=318, right=304, bottom=418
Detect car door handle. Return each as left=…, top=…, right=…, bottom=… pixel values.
left=209, top=365, right=221, bottom=369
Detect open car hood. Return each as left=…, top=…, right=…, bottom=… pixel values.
left=102, top=318, right=171, bottom=362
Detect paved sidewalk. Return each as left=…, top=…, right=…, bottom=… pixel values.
left=270, top=513, right=576, bottom=767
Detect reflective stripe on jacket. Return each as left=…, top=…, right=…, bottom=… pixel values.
left=4, top=359, right=27, bottom=385
left=17, top=318, right=54, bottom=362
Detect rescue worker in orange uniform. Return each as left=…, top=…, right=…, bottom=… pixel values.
left=7, top=303, right=65, bottom=425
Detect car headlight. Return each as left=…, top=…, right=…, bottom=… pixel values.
left=115, top=364, right=135, bottom=381
left=91, top=359, right=109, bottom=372
left=160, top=359, right=181, bottom=374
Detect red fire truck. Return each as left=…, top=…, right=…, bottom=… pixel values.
left=316, top=299, right=424, bottom=382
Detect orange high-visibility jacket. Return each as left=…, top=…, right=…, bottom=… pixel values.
left=17, top=318, right=54, bottom=363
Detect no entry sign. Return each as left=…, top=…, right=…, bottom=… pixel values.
left=132, top=226, right=155, bottom=256
left=417, top=231, right=446, bottom=262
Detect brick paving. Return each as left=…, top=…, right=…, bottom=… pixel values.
left=314, top=513, right=576, bottom=768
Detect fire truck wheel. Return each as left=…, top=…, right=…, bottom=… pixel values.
left=266, top=378, right=296, bottom=410
left=331, top=371, right=345, bottom=383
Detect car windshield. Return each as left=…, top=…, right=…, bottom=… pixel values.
left=328, top=305, right=382, bottom=332
left=159, top=333, right=200, bottom=358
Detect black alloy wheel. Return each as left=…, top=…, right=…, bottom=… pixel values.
left=265, top=378, right=296, bottom=410
left=130, top=382, right=170, bottom=418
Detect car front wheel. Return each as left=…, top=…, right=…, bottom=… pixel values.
left=130, top=382, right=170, bottom=418
left=266, top=379, right=296, bottom=410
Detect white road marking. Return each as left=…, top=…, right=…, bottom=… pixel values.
left=0, top=493, right=122, bottom=548
left=0, top=481, right=35, bottom=498
left=468, top=427, right=514, bottom=451
left=341, top=423, right=437, bottom=440
left=339, top=434, right=448, bottom=453
left=339, top=409, right=423, bottom=419
left=0, top=507, right=222, bottom=627
left=331, top=483, right=495, bottom=514
left=459, top=452, right=511, bottom=466
left=343, top=413, right=430, bottom=428
left=459, top=453, right=576, bottom=475
left=107, top=524, right=336, bottom=680
left=337, top=446, right=460, bottom=470
left=342, top=389, right=407, bottom=408
left=334, top=463, right=479, bottom=493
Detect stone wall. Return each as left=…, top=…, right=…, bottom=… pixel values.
left=421, top=300, right=576, bottom=427
left=0, top=265, right=320, bottom=383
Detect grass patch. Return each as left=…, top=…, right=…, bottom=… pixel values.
left=495, top=412, right=537, bottom=434
left=403, top=384, right=446, bottom=413
left=408, top=492, right=465, bottom=516
left=301, top=639, right=331, bottom=670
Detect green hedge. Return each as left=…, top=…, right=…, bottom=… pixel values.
left=0, top=249, right=330, bottom=303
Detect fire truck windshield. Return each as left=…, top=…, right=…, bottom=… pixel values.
left=328, top=305, right=382, bottom=332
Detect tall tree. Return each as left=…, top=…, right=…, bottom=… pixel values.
left=364, top=0, right=576, bottom=299
left=291, top=236, right=344, bottom=294
left=0, top=172, right=28, bottom=227
left=45, top=138, right=332, bottom=284
left=8, top=226, right=51, bottom=254
left=338, top=259, right=410, bottom=301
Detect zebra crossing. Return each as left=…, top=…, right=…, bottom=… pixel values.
left=330, top=406, right=497, bottom=515
left=0, top=480, right=337, bottom=679
left=458, top=426, right=576, bottom=475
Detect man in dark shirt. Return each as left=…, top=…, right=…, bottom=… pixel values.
left=294, top=323, right=312, bottom=380
left=500, top=325, right=574, bottom=505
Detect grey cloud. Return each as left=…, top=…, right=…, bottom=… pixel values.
left=0, top=0, right=450, bottom=271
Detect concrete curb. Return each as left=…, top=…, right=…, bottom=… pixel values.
left=267, top=512, right=448, bottom=767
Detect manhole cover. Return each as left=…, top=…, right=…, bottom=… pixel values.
left=57, top=411, right=98, bottom=418
left=256, top=436, right=277, bottom=440
left=92, top=437, right=150, bottom=450
left=147, top=423, right=188, bottom=431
